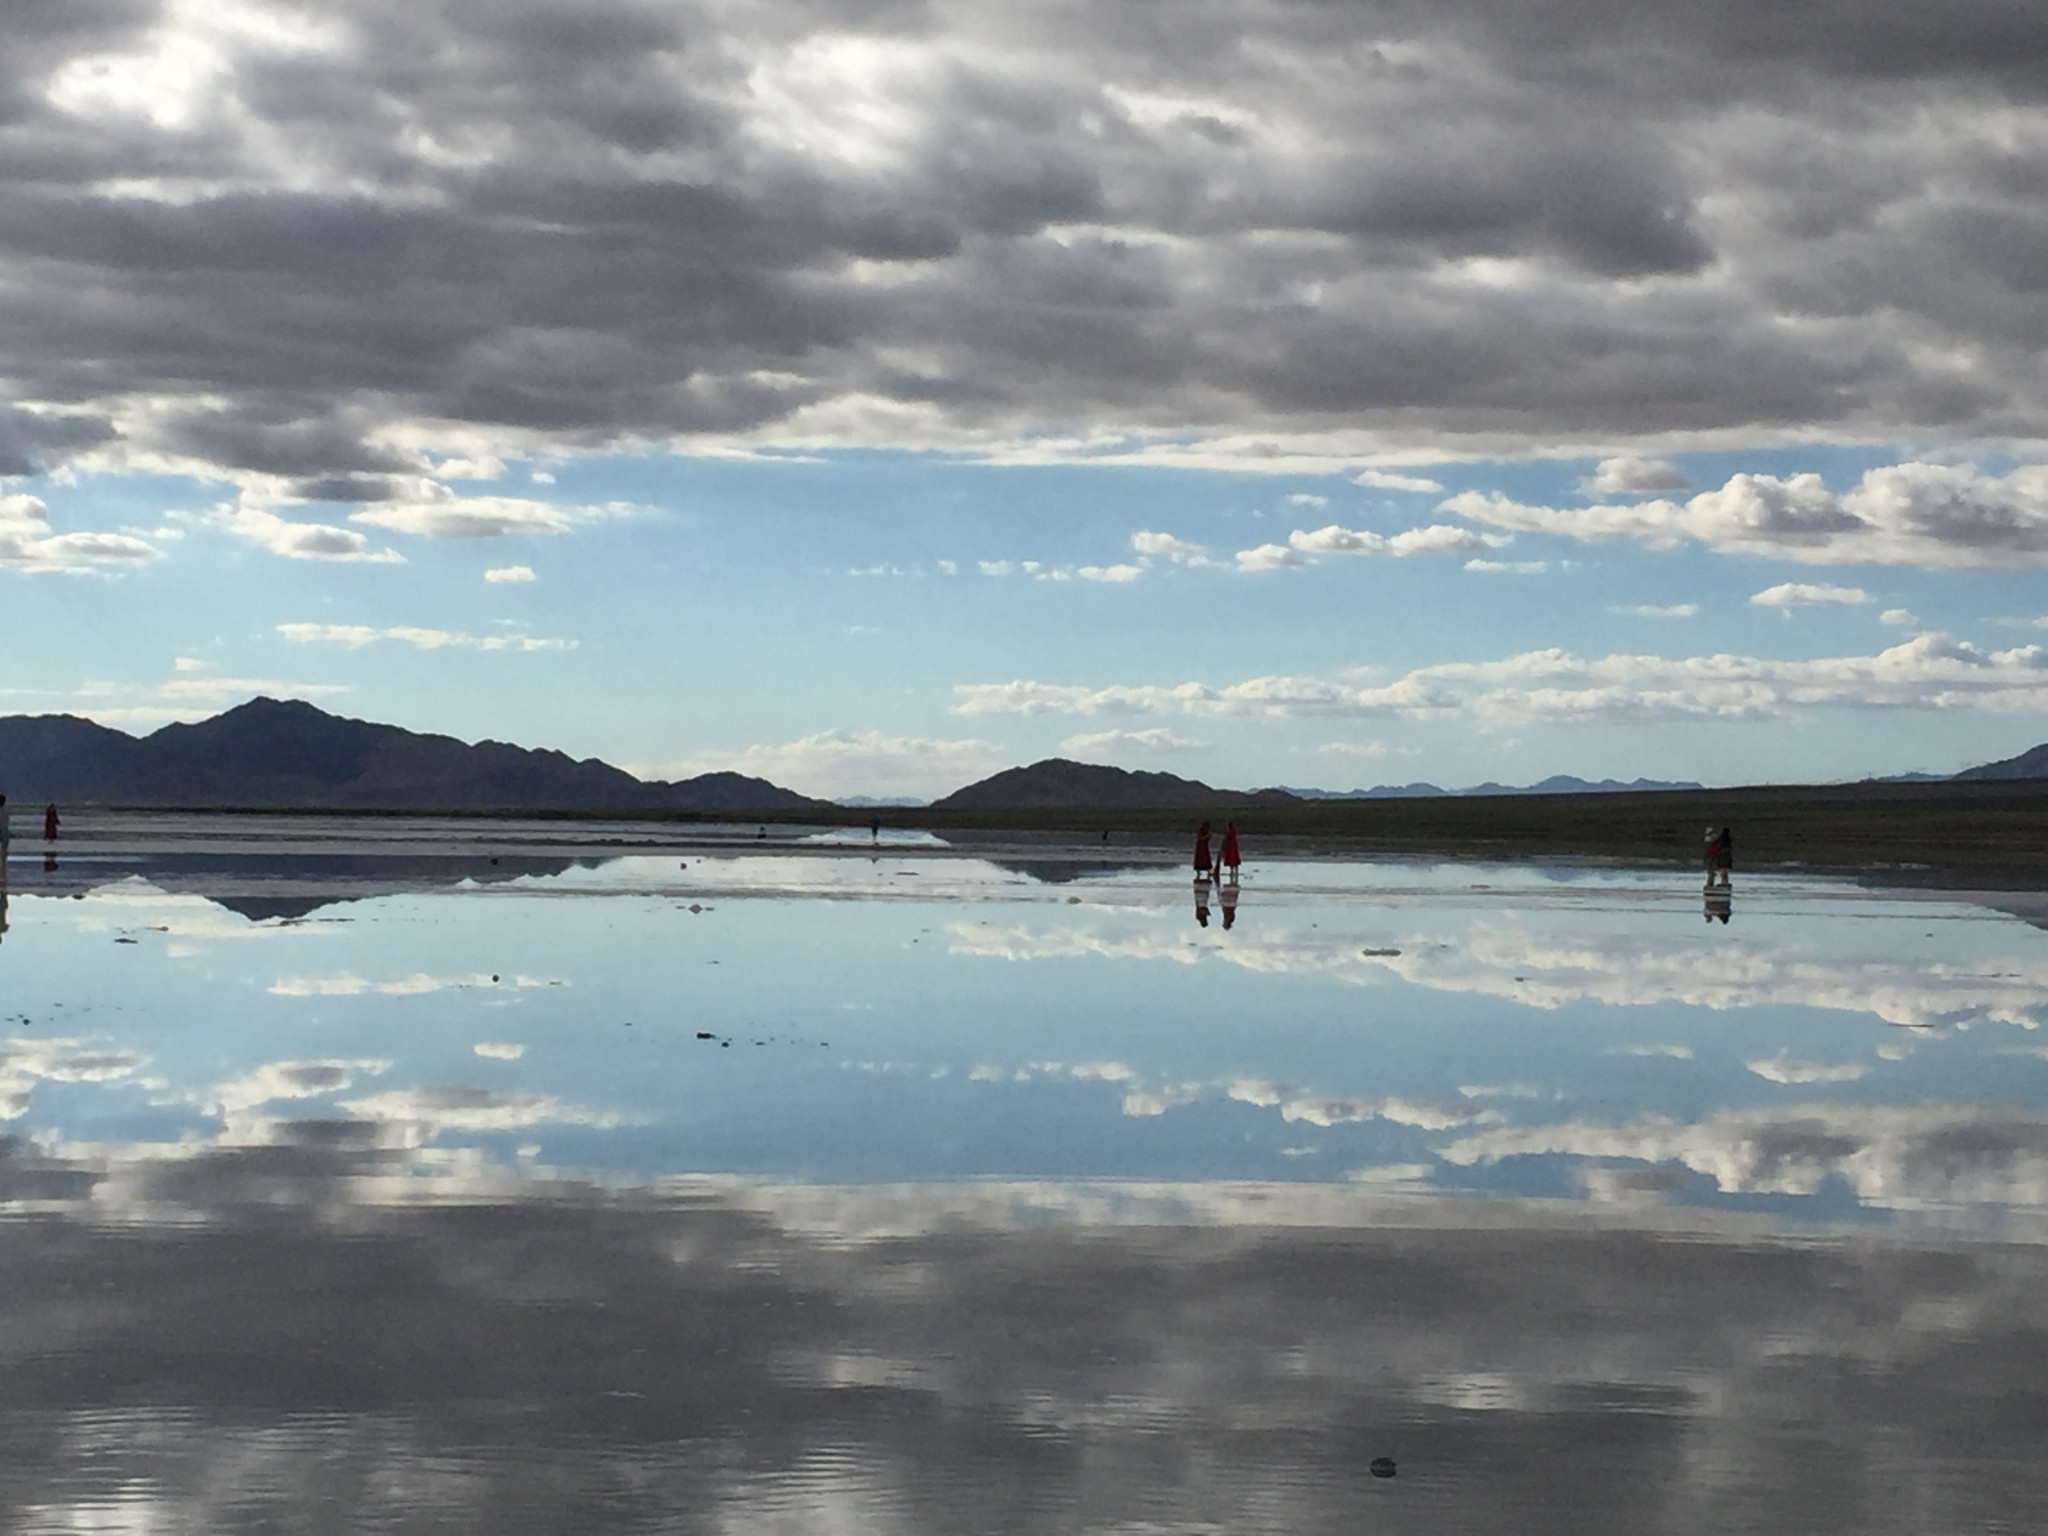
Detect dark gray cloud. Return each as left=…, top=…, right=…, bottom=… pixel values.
left=0, top=405, right=115, bottom=476
left=2, top=0, right=2047, bottom=485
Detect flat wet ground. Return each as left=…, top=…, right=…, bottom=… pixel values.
left=0, top=814, right=2045, bottom=1531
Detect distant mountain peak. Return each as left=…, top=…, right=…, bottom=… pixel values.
left=1956, top=742, right=2048, bottom=782
left=931, top=757, right=1290, bottom=811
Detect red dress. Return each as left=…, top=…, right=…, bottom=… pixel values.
left=1220, top=826, right=1240, bottom=869
left=1193, top=829, right=1212, bottom=873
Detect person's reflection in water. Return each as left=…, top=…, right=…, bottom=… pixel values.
left=42, top=851, right=57, bottom=874
left=1220, top=877, right=1239, bottom=930
left=1704, top=884, right=1732, bottom=924
left=1194, top=873, right=1212, bottom=927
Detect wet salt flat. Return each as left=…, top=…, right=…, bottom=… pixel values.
left=1, top=817, right=2046, bottom=1531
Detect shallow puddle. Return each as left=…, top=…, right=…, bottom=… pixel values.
left=0, top=821, right=2045, bottom=1531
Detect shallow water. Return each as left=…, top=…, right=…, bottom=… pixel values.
left=0, top=819, right=2045, bottom=1531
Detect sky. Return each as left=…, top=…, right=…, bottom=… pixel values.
left=2, top=0, right=2047, bottom=800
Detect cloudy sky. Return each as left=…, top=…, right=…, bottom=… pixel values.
left=4, top=0, right=2048, bottom=797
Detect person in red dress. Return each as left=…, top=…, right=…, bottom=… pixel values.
left=1219, top=821, right=1241, bottom=880
left=1193, top=821, right=1212, bottom=875
left=43, top=804, right=58, bottom=842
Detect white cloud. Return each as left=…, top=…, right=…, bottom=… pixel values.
left=1130, top=530, right=1215, bottom=565
left=967, top=1053, right=1486, bottom=1133
left=1235, top=542, right=1305, bottom=570
left=0, top=493, right=161, bottom=573
left=1441, top=1102, right=2048, bottom=1211
left=1317, top=739, right=1393, bottom=758
left=950, top=907, right=2048, bottom=1035
left=208, top=1058, right=390, bottom=1125
left=351, top=487, right=628, bottom=540
left=1060, top=727, right=1205, bottom=755
left=1464, top=559, right=1549, bottom=573
left=339, top=1084, right=617, bottom=1145
left=976, top=556, right=1143, bottom=582
left=209, top=497, right=402, bottom=563
left=1610, top=603, right=1699, bottom=618
left=271, top=973, right=554, bottom=997
left=0, top=1037, right=148, bottom=1120
left=1750, top=582, right=1870, bottom=609
left=1288, top=522, right=1504, bottom=558
left=1444, top=462, right=2048, bottom=569
left=644, top=729, right=1004, bottom=799
left=1353, top=468, right=1445, bottom=494
left=1284, top=493, right=1329, bottom=509
left=954, top=631, right=2048, bottom=725
left=1582, top=456, right=1689, bottom=495
left=276, top=623, right=574, bottom=652
left=434, top=454, right=506, bottom=481
left=1746, top=1054, right=1869, bottom=1085
left=484, top=564, right=536, bottom=583
left=474, top=1042, right=526, bottom=1060
left=1881, top=608, right=1919, bottom=627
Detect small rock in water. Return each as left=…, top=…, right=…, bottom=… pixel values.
left=697, top=1031, right=716, bottom=1040
left=1369, top=1457, right=1397, bottom=1479
left=1361, top=947, right=1401, bottom=958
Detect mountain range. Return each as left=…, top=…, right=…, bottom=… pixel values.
left=0, top=698, right=821, bottom=812
left=1267, top=775, right=1704, bottom=800
left=0, top=698, right=2043, bottom=811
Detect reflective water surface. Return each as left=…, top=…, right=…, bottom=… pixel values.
left=1, top=816, right=2046, bottom=1531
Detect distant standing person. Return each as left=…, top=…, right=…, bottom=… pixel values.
left=1193, top=821, right=1213, bottom=876
left=1703, top=826, right=1719, bottom=887
left=1714, top=826, right=1733, bottom=887
left=43, top=804, right=58, bottom=842
left=870, top=815, right=880, bottom=843
left=1219, top=820, right=1241, bottom=880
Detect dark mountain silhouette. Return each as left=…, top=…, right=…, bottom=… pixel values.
left=1271, top=775, right=1700, bottom=799
left=1265, top=782, right=1447, bottom=800
left=931, top=758, right=1296, bottom=810
left=1956, top=742, right=2048, bottom=781
left=1463, top=774, right=1705, bottom=797
left=0, top=698, right=821, bottom=812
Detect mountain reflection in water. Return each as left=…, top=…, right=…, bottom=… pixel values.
left=2, top=829, right=2048, bottom=1527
